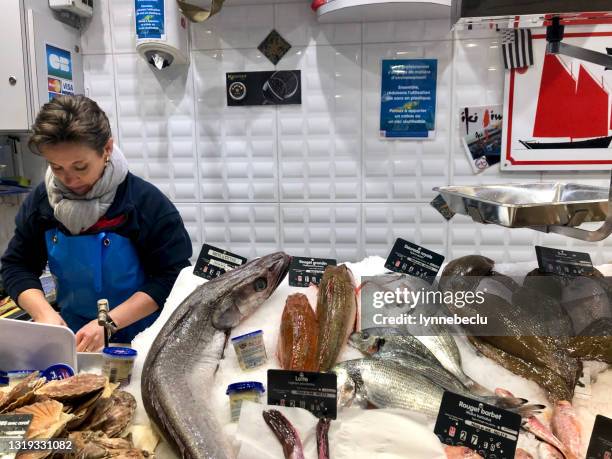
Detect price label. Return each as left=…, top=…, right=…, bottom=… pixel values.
left=267, top=370, right=337, bottom=419
left=288, top=257, right=336, bottom=287
left=384, top=238, right=445, bottom=284
left=535, top=246, right=594, bottom=277
left=193, top=244, right=247, bottom=280
left=586, top=415, right=612, bottom=459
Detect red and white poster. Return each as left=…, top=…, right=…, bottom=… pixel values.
left=502, top=28, right=612, bottom=170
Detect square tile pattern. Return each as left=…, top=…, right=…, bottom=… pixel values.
left=78, top=2, right=612, bottom=264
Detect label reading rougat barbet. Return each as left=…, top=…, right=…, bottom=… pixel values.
left=434, top=391, right=521, bottom=459
left=267, top=370, right=337, bottom=419
left=384, top=238, right=445, bottom=284
left=194, top=244, right=247, bottom=281
left=535, top=246, right=594, bottom=277
left=288, top=257, right=337, bottom=287
left=586, top=415, right=612, bottom=459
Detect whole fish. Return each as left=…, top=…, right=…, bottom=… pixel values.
left=438, top=255, right=495, bottom=294
left=523, top=417, right=575, bottom=459
left=561, top=277, right=612, bottom=335
left=141, top=252, right=291, bottom=459
left=551, top=401, right=582, bottom=459
left=316, top=265, right=357, bottom=371
left=316, top=418, right=331, bottom=459
left=263, top=409, right=305, bottom=459
left=567, top=318, right=612, bottom=363
left=278, top=293, right=318, bottom=372
left=444, top=446, right=483, bottom=458
left=468, top=336, right=573, bottom=402
left=349, top=327, right=493, bottom=396
left=538, top=443, right=565, bottom=459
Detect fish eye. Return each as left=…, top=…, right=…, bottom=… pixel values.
left=361, top=331, right=369, bottom=340
left=254, top=277, right=267, bottom=292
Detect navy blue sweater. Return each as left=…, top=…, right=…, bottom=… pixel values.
left=1, top=172, right=192, bottom=308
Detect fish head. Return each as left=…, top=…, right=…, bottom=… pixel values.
left=212, top=252, right=291, bottom=330
left=333, top=366, right=357, bottom=408
left=348, top=330, right=383, bottom=355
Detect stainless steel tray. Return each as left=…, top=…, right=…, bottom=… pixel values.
left=433, top=172, right=612, bottom=241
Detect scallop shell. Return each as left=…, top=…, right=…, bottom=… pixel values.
left=35, top=374, right=106, bottom=401
left=81, top=391, right=136, bottom=438
left=13, top=399, right=73, bottom=439
left=68, top=431, right=153, bottom=459
left=65, top=389, right=104, bottom=431
left=0, top=372, right=46, bottom=413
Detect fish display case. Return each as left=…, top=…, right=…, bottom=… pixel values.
left=434, top=170, right=612, bottom=242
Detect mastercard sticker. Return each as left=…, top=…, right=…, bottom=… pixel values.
left=48, top=77, right=62, bottom=94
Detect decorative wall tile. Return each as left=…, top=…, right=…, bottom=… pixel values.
left=83, top=54, right=118, bottom=138
left=277, top=45, right=361, bottom=201
left=194, top=49, right=277, bottom=201
left=281, top=204, right=362, bottom=261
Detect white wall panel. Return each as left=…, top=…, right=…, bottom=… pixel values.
left=83, top=54, right=118, bottom=138
left=81, top=0, right=112, bottom=55
left=108, top=0, right=136, bottom=54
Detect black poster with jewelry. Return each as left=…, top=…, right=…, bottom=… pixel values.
left=535, top=246, right=595, bottom=277
left=586, top=415, right=612, bottom=459
left=226, top=71, right=301, bottom=106
left=267, top=370, right=337, bottom=419
left=384, top=238, right=445, bottom=284
left=193, top=244, right=247, bottom=280
left=288, top=257, right=337, bottom=287
left=434, top=391, right=521, bottom=459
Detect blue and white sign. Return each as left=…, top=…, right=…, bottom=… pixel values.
left=46, top=44, right=72, bottom=81
left=135, top=0, right=165, bottom=39
left=380, top=59, right=438, bottom=138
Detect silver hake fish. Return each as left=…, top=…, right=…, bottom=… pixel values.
left=141, top=252, right=291, bottom=459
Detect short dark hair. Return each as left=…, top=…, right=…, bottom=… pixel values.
left=28, top=95, right=111, bottom=156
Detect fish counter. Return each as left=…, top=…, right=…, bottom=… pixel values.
left=122, top=254, right=612, bottom=459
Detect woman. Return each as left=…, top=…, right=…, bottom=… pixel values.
left=0, top=95, right=192, bottom=352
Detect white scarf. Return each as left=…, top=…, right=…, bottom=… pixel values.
left=45, top=145, right=129, bottom=235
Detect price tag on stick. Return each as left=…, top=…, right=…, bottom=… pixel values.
left=193, top=244, right=247, bottom=280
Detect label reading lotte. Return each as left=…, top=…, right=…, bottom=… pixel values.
left=267, top=369, right=337, bottom=420
left=384, top=238, right=445, bottom=283
left=194, top=244, right=247, bottom=281
left=434, top=391, right=521, bottom=459
left=380, top=59, right=437, bottom=138
left=586, top=415, right=612, bottom=459
left=289, top=257, right=337, bottom=287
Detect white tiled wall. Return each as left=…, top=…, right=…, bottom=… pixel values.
left=81, top=0, right=612, bottom=264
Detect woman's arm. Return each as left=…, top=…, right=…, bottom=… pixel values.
left=17, top=288, right=66, bottom=326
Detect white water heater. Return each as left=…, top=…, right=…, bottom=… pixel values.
left=135, top=0, right=190, bottom=70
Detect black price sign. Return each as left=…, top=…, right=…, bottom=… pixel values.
left=535, top=246, right=594, bottom=277
left=586, top=415, right=612, bottom=459
left=267, top=370, right=337, bottom=420
left=0, top=414, right=32, bottom=454
left=431, top=194, right=455, bottom=221
left=226, top=71, right=301, bottom=106
left=288, top=257, right=336, bottom=287
left=193, top=244, right=247, bottom=280
left=434, top=391, right=521, bottom=459
left=384, top=238, right=445, bottom=284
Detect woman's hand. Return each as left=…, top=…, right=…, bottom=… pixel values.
left=76, top=319, right=105, bottom=352
left=36, top=309, right=67, bottom=327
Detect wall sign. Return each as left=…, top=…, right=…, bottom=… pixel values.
left=135, top=0, right=165, bottom=40
left=380, top=59, right=437, bottom=138
left=46, top=44, right=74, bottom=101
left=226, top=71, right=301, bottom=106
left=460, top=105, right=503, bottom=173
left=502, top=29, right=612, bottom=170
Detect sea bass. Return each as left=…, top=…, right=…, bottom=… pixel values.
left=551, top=401, right=582, bottom=459
left=349, top=327, right=493, bottom=396
left=141, top=252, right=291, bottom=459
left=316, top=265, right=357, bottom=371
left=278, top=293, right=318, bottom=372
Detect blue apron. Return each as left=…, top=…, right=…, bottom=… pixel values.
left=44, top=228, right=159, bottom=343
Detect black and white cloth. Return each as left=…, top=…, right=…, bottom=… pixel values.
left=501, top=28, right=534, bottom=69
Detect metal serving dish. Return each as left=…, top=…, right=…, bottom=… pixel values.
left=434, top=182, right=609, bottom=227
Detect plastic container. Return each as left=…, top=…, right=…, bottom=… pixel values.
left=231, top=330, right=267, bottom=371
left=42, top=363, right=75, bottom=381
left=226, top=381, right=265, bottom=422
left=102, top=347, right=137, bottom=386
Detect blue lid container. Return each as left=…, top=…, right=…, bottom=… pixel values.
left=226, top=381, right=265, bottom=395
left=42, top=363, right=75, bottom=381
left=102, top=347, right=138, bottom=359
left=231, top=330, right=263, bottom=342
left=0, top=376, right=8, bottom=386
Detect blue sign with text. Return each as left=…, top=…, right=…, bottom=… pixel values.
left=135, top=0, right=165, bottom=39
left=46, top=44, right=72, bottom=81
left=380, top=59, right=437, bottom=138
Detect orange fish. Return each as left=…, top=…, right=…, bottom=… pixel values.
left=278, top=293, right=318, bottom=372
left=551, top=401, right=582, bottom=459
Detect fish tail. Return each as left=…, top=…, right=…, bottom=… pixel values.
left=462, top=378, right=494, bottom=397
left=316, top=418, right=331, bottom=459
left=515, top=403, right=547, bottom=418
left=263, top=410, right=305, bottom=459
